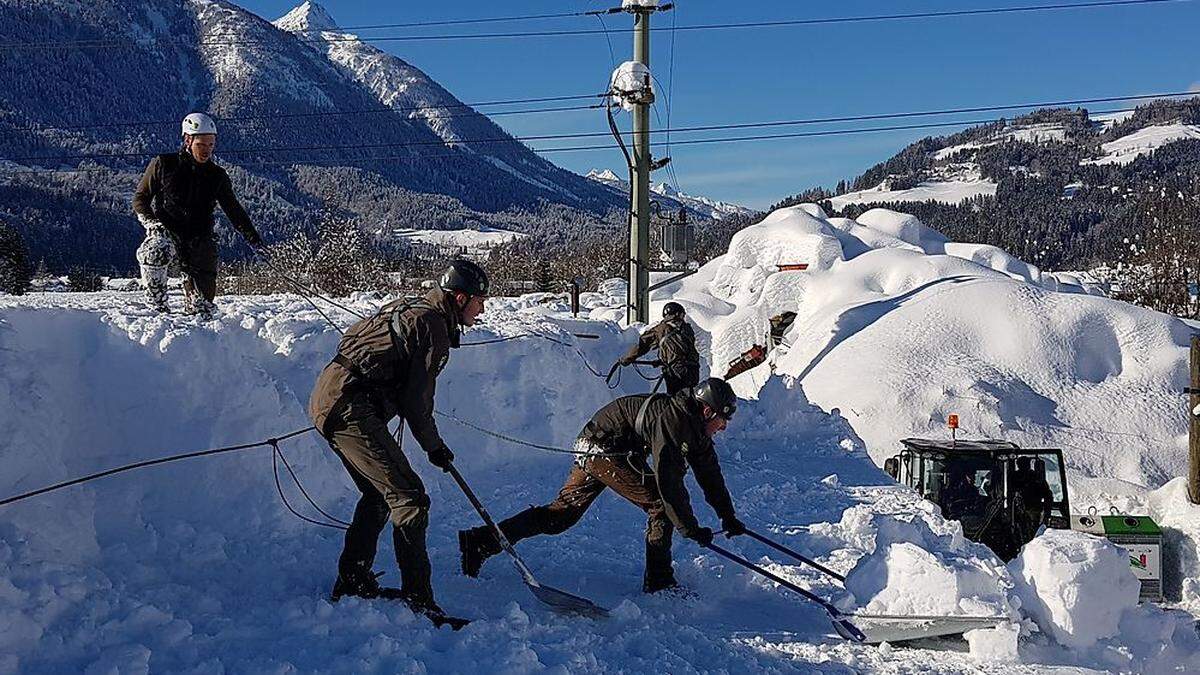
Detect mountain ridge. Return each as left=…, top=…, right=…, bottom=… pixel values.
left=0, top=0, right=624, bottom=271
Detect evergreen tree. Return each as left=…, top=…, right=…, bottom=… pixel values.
left=0, top=221, right=33, bottom=295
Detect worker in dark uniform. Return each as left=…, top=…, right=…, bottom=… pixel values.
left=615, top=301, right=701, bottom=394
left=308, top=259, right=489, bottom=628
left=458, top=378, right=744, bottom=594
left=132, top=112, right=263, bottom=319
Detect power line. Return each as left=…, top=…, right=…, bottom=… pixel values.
left=7, top=90, right=1195, bottom=165
left=0, top=0, right=1186, bottom=51
left=13, top=94, right=605, bottom=132
left=237, top=10, right=602, bottom=34
left=0, top=103, right=1152, bottom=176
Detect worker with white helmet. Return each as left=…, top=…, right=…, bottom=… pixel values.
left=131, top=112, right=264, bottom=319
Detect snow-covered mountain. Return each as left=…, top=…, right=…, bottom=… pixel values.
left=272, top=2, right=595, bottom=198
left=0, top=0, right=622, bottom=270
left=586, top=168, right=759, bottom=220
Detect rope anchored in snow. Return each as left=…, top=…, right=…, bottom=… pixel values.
left=0, top=426, right=316, bottom=508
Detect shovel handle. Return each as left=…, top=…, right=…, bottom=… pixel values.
left=446, top=463, right=539, bottom=585
left=706, top=542, right=866, bottom=642
left=744, top=528, right=846, bottom=583
left=705, top=542, right=839, bottom=613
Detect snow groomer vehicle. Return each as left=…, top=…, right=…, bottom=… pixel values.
left=884, top=435, right=1163, bottom=602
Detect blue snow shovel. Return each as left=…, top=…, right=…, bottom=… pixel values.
left=447, top=464, right=609, bottom=618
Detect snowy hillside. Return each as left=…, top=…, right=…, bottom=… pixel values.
left=828, top=173, right=997, bottom=210
left=3, top=202, right=1200, bottom=671
left=794, top=97, right=1200, bottom=270
left=587, top=169, right=759, bottom=221
left=386, top=226, right=527, bottom=254
left=1082, top=122, right=1200, bottom=165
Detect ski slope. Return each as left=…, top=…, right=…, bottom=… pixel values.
left=3, top=205, right=1200, bottom=671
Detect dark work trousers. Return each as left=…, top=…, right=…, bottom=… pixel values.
left=496, top=454, right=677, bottom=588
left=322, top=409, right=435, bottom=603
left=663, top=363, right=700, bottom=396
left=176, top=235, right=219, bottom=302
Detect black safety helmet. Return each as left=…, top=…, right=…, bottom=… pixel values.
left=440, top=259, right=490, bottom=297
left=693, top=377, right=737, bottom=420
left=663, top=301, right=685, bottom=319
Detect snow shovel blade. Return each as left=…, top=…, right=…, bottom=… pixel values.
left=830, top=616, right=868, bottom=643
left=525, top=580, right=610, bottom=618
left=855, top=616, right=1006, bottom=643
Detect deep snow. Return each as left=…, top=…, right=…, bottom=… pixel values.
left=3, top=203, right=1200, bottom=672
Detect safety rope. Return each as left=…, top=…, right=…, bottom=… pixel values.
left=270, top=439, right=351, bottom=529
left=0, top=426, right=315, bottom=508
left=251, top=253, right=367, bottom=334
left=271, top=440, right=349, bottom=531
left=253, top=262, right=613, bottom=384
left=434, top=410, right=626, bottom=457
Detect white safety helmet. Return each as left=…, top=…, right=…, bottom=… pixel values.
left=181, top=112, right=217, bottom=137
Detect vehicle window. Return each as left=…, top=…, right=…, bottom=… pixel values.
left=1039, top=453, right=1065, bottom=503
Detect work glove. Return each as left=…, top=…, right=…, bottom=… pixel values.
left=687, top=527, right=714, bottom=547
left=721, top=516, right=746, bottom=538
left=428, top=445, right=455, bottom=472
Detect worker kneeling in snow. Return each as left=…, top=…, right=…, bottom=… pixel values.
left=308, top=260, right=488, bottom=624
left=459, top=378, right=745, bottom=593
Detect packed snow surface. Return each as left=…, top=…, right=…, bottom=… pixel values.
left=3, top=202, right=1200, bottom=672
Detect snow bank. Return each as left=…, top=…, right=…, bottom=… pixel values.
left=1008, top=529, right=1138, bottom=648
left=658, top=205, right=1191, bottom=494
left=1007, top=528, right=1200, bottom=670
left=814, top=501, right=1013, bottom=621
left=964, top=622, right=1020, bottom=662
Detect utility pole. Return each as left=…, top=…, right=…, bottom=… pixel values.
left=1189, top=336, right=1200, bottom=503
left=628, top=4, right=653, bottom=325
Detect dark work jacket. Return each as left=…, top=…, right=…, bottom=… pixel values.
left=580, top=391, right=736, bottom=538
left=622, top=318, right=700, bottom=372
left=309, top=289, right=460, bottom=458
left=132, top=151, right=260, bottom=243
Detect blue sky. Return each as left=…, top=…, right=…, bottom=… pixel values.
left=236, top=0, right=1199, bottom=209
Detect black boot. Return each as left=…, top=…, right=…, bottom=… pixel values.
left=642, top=577, right=684, bottom=594
left=399, top=592, right=471, bottom=630
left=459, top=527, right=502, bottom=578
left=330, top=567, right=404, bottom=602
